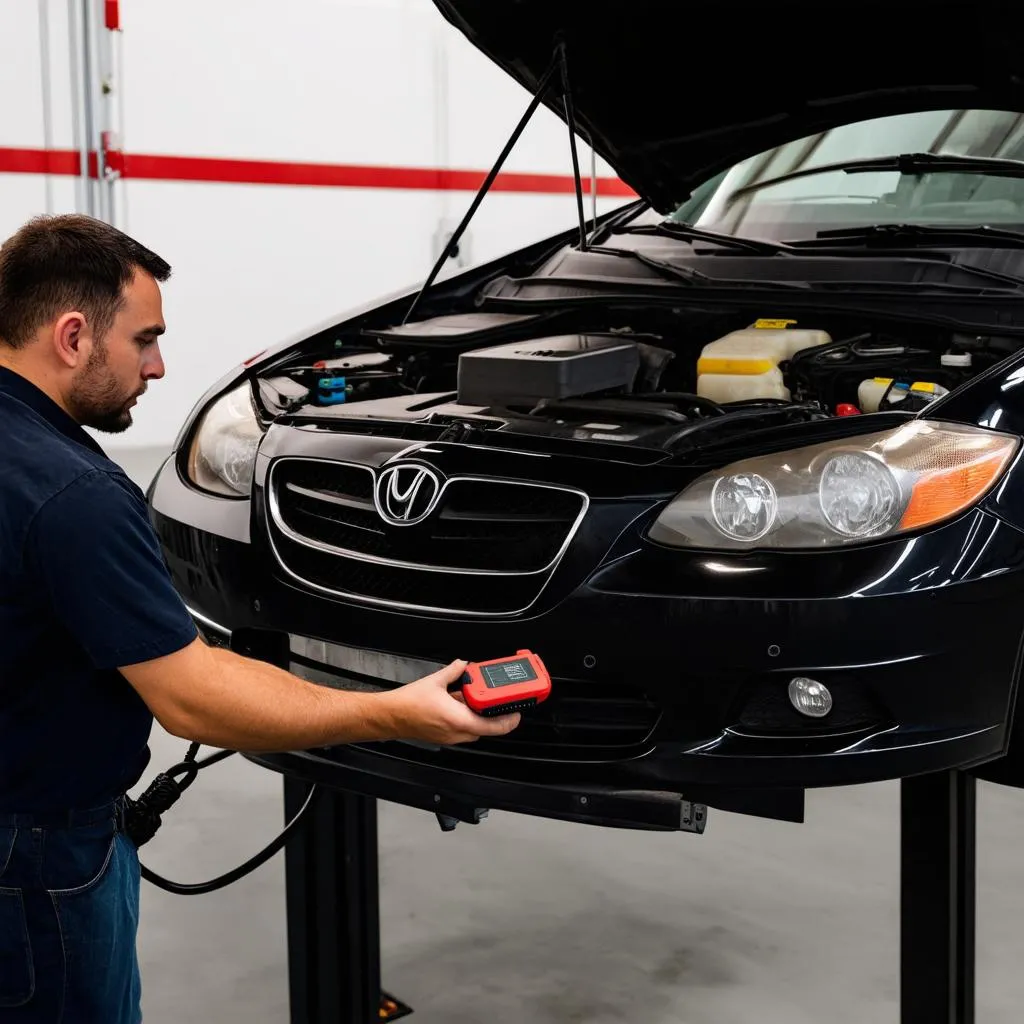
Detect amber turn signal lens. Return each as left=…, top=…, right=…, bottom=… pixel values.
left=899, top=443, right=1017, bottom=531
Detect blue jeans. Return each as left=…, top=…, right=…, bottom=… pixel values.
left=0, top=799, right=141, bottom=1023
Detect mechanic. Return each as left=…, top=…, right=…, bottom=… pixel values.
left=0, top=214, right=522, bottom=1024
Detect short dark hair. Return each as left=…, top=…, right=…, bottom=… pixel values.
left=0, top=214, right=171, bottom=349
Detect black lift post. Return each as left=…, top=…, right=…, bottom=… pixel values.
left=900, top=770, right=977, bottom=1024
left=282, top=778, right=411, bottom=1024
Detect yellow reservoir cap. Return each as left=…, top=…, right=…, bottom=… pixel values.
left=753, top=318, right=797, bottom=329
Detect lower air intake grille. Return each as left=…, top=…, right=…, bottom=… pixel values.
left=473, top=680, right=661, bottom=759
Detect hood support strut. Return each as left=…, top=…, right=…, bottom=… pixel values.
left=403, top=39, right=587, bottom=324
left=557, top=40, right=589, bottom=255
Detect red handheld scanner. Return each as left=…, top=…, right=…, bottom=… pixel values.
left=460, top=650, right=552, bottom=717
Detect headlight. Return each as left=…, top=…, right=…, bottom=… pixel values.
left=649, top=420, right=1019, bottom=550
left=186, top=384, right=264, bottom=497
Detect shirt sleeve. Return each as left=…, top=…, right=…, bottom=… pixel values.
left=28, top=469, right=199, bottom=669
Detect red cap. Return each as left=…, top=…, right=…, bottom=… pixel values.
left=836, top=403, right=861, bottom=416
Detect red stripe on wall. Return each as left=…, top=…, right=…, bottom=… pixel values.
left=0, top=148, right=89, bottom=176
left=0, top=146, right=636, bottom=197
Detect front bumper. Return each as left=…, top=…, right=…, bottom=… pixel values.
left=244, top=745, right=716, bottom=831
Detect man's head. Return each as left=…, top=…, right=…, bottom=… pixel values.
left=0, top=214, right=171, bottom=433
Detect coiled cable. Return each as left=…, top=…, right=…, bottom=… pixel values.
left=126, top=743, right=319, bottom=896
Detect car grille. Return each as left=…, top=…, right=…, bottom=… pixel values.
left=266, top=458, right=587, bottom=615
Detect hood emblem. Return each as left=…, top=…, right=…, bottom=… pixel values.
left=374, top=464, right=442, bottom=526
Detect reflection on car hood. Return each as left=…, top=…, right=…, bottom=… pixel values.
left=432, top=0, right=1024, bottom=213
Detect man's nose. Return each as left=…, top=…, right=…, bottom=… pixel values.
left=142, top=344, right=166, bottom=381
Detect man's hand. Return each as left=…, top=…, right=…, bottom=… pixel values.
left=383, top=660, right=522, bottom=744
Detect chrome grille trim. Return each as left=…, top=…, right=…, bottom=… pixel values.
left=185, top=604, right=231, bottom=638
left=283, top=481, right=377, bottom=516
left=267, top=457, right=588, bottom=577
left=264, top=455, right=591, bottom=618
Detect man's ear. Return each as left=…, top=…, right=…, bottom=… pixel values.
left=52, top=311, right=91, bottom=368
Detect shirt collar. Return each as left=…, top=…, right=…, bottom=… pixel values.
left=0, top=365, right=108, bottom=459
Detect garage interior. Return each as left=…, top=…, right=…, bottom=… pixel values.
left=7, top=2, right=1024, bottom=1022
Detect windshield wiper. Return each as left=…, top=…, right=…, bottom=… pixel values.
left=585, top=245, right=711, bottom=285
left=610, top=221, right=785, bottom=255
left=788, top=222, right=1024, bottom=251
left=798, top=277, right=1024, bottom=295
left=730, top=152, right=1024, bottom=202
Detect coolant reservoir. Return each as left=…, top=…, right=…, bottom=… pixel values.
left=696, top=326, right=831, bottom=403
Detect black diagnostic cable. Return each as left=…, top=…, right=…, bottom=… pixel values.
left=125, top=742, right=320, bottom=896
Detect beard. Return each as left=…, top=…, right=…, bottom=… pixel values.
left=66, top=342, right=139, bottom=434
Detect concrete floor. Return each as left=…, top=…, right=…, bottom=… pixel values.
left=113, top=446, right=1024, bottom=1023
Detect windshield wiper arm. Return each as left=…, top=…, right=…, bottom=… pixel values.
left=730, top=152, right=1024, bottom=202
left=789, top=222, right=1024, bottom=250
left=585, top=245, right=711, bottom=285
left=611, top=221, right=785, bottom=255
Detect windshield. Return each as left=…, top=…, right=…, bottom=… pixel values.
left=671, top=109, right=1024, bottom=241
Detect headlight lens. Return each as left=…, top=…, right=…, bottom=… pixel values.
left=186, top=384, right=263, bottom=497
left=711, top=473, right=778, bottom=541
left=818, top=452, right=901, bottom=537
left=649, top=420, right=1019, bottom=550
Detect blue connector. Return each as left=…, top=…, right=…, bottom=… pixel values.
left=315, top=390, right=348, bottom=405
left=314, top=375, right=350, bottom=405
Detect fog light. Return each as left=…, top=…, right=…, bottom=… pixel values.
left=788, top=677, right=833, bottom=718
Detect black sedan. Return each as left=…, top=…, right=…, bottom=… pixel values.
left=148, top=0, right=1024, bottom=827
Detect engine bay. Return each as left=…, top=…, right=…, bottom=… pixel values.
left=256, top=309, right=1022, bottom=455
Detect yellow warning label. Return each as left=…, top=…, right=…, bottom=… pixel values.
left=698, top=358, right=776, bottom=376
left=753, top=318, right=797, bottom=329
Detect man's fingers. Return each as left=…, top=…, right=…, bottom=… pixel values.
left=423, top=659, right=468, bottom=688
left=452, top=716, right=521, bottom=742
left=398, top=660, right=525, bottom=744
left=440, top=709, right=521, bottom=745
left=445, top=697, right=521, bottom=731
left=467, top=711, right=521, bottom=736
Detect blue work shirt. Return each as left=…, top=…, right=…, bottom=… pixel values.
left=0, top=366, right=198, bottom=812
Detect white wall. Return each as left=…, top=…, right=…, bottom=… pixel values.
left=0, top=0, right=629, bottom=448
left=0, top=0, right=79, bottom=231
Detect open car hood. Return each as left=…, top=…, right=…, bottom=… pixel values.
left=432, top=0, right=1024, bottom=213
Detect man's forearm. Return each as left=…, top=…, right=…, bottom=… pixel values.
left=156, top=643, right=403, bottom=751
left=122, top=635, right=519, bottom=750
